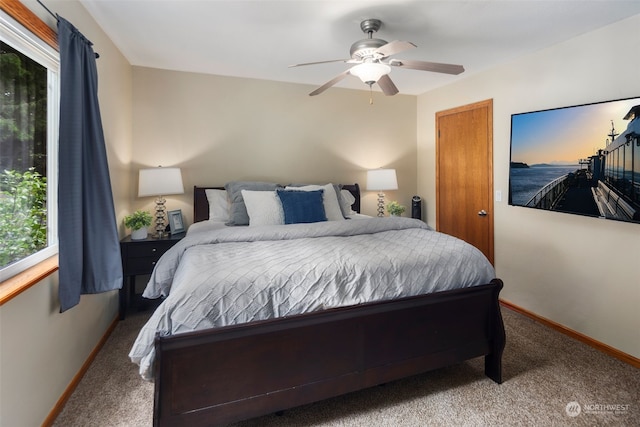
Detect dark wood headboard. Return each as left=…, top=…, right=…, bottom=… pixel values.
left=193, top=183, right=361, bottom=223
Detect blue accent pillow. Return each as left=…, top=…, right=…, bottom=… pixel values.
left=276, top=189, right=327, bottom=224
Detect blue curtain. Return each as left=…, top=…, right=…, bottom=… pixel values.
left=57, top=17, right=122, bottom=312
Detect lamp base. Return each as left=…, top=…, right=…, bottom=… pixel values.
left=152, top=231, right=167, bottom=239
left=153, top=195, right=167, bottom=238
left=377, top=192, right=385, bottom=217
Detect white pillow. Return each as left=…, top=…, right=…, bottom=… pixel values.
left=286, top=183, right=345, bottom=221
left=205, top=189, right=229, bottom=222
left=241, top=190, right=284, bottom=226
left=340, top=189, right=357, bottom=216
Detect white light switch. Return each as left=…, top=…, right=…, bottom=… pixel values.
left=495, top=190, right=502, bottom=202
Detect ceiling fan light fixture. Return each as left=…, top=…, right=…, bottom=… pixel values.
left=295, top=18, right=465, bottom=97
left=350, top=62, right=391, bottom=84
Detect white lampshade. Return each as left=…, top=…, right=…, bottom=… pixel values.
left=367, top=169, right=398, bottom=191
left=350, top=62, right=391, bottom=84
left=138, top=167, right=184, bottom=197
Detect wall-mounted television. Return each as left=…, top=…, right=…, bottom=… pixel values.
left=509, top=96, right=640, bottom=224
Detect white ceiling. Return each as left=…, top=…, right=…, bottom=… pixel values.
left=76, top=0, right=640, bottom=96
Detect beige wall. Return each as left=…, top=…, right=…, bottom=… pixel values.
left=417, top=14, right=640, bottom=358
left=0, top=1, right=132, bottom=426
left=131, top=68, right=417, bottom=222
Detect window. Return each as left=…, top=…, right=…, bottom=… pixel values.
left=0, top=10, right=58, bottom=282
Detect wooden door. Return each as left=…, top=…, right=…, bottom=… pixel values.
left=436, top=99, right=494, bottom=264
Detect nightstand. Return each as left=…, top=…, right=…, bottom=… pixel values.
left=119, top=232, right=185, bottom=319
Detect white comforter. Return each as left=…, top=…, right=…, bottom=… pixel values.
left=129, top=217, right=495, bottom=380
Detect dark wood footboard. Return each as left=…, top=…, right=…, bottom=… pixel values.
left=153, top=278, right=505, bottom=426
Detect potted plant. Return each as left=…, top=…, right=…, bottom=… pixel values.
left=386, top=201, right=406, bottom=217
left=124, top=210, right=153, bottom=240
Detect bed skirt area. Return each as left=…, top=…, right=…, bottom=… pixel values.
left=153, top=278, right=505, bottom=426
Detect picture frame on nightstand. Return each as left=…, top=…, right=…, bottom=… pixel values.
left=168, top=209, right=185, bottom=235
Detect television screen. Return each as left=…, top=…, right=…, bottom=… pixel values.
left=509, top=96, right=640, bottom=224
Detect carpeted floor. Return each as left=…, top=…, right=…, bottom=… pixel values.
left=53, top=306, right=639, bottom=426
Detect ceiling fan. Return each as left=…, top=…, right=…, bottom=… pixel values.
left=289, top=19, right=465, bottom=97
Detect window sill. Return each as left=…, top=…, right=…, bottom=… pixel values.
left=0, top=255, right=59, bottom=306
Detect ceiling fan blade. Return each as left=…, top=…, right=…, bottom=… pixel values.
left=309, top=69, right=351, bottom=96
left=390, top=59, right=465, bottom=75
left=289, top=59, right=352, bottom=68
left=377, top=74, right=399, bottom=96
left=374, top=40, right=416, bottom=58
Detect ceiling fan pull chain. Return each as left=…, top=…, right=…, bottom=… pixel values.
left=369, top=83, right=374, bottom=105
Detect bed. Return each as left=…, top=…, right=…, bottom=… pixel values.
left=131, top=183, right=505, bottom=427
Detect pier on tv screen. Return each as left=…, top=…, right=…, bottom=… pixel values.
left=509, top=96, right=640, bottom=224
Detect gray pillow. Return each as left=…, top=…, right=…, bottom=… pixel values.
left=224, top=181, right=281, bottom=225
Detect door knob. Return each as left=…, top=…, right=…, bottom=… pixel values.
left=478, top=210, right=488, bottom=216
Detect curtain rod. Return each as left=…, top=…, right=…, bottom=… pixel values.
left=36, top=0, right=56, bottom=20
left=36, top=0, right=100, bottom=59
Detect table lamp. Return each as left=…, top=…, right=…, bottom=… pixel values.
left=366, top=168, right=398, bottom=217
left=138, top=167, right=184, bottom=238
